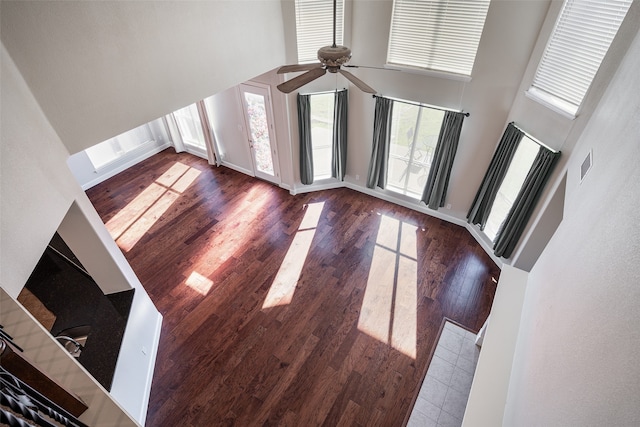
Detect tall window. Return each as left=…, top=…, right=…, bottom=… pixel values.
left=484, top=136, right=539, bottom=241
left=309, top=93, right=335, bottom=180
left=387, top=102, right=445, bottom=198
left=85, top=124, right=154, bottom=170
left=528, top=0, right=632, bottom=117
left=295, top=0, right=344, bottom=63
left=173, top=104, right=206, bottom=150
left=387, top=0, right=491, bottom=78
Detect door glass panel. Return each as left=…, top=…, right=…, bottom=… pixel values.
left=244, top=92, right=274, bottom=175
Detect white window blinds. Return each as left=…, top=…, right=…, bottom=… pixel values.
left=387, top=0, right=490, bottom=77
left=295, top=0, right=344, bottom=64
left=530, top=0, right=632, bottom=117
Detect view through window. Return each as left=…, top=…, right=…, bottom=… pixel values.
left=309, top=93, right=335, bottom=180
left=387, top=102, right=445, bottom=198
left=484, top=136, right=539, bottom=241
left=173, top=104, right=207, bottom=151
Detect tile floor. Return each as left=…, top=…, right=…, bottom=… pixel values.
left=407, top=321, right=481, bottom=427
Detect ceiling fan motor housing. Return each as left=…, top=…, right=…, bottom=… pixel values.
left=318, top=45, right=352, bottom=72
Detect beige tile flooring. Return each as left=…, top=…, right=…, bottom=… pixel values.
left=408, top=321, right=480, bottom=427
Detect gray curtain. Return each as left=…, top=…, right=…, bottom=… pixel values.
left=493, top=147, right=560, bottom=258
left=366, top=97, right=394, bottom=189
left=297, top=93, right=313, bottom=185
left=467, top=122, right=524, bottom=229
left=332, top=90, right=348, bottom=181
left=421, top=111, right=465, bottom=209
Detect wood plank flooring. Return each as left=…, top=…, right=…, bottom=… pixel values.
left=86, top=149, right=499, bottom=427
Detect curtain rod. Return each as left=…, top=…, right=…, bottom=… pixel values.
left=301, top=88, right=347, bottom=96
left=511, top=122, right=559, bottom=153
left=373, top=94, right=470, bottom=117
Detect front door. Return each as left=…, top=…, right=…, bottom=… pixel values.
left=239, top=83, right=280, bottom=184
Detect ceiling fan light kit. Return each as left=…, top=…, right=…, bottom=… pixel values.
left=317, top=45, right=352, bottom=70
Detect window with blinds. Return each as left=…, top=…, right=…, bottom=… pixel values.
left=387, top=0, right=490, bottom=78
left=528, top=0, right=632, bottom=118
left=295, top=0, right=344, bottom=64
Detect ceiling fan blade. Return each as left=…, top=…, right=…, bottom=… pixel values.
left=277, top=63, right=323, bottom=74
left=277, top=67, right=327, bottom=94
left=344, top=64, right=400, bottom=72
left=338, top=69, right=377, bottom=94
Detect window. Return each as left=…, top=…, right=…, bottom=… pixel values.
left=295, top=0, right=344, bottom=63
left=484, top=136, right=539, bottom=241
left=309, top=93, right=335, bottom=180
left=85, top=124, right=154, bottom=170
left=528, top=0, right=632, bottom=117
left=387, top=0, right=490, bottom=78
left=173, top=104, right=206, bottom=150
left=387, top=102, right=445, bottom=198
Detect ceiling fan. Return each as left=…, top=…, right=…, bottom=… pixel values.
left=276, top=0, right=376, bottom=95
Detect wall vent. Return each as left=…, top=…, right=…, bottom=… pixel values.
left=580, top=150, right=592, bottom=183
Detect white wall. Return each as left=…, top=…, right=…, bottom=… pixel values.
left=0, top=43, right=78, bottom=298
left=204, top=87, right=255, bottom=176
left=503, top=22, right=640, bottom=425
left=0, top=0, right=286, bottom=154
left=68, top=119, right=172, bottom=190
left=505, top=0, right=640, bottom=269
left=1, top=43, right=162, bottom=425
left=463, top=266, right=528, bottom=427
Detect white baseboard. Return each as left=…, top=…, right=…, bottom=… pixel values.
left=466, top=224, right=504, bottom=269
left=344, top=181, right=468, bottom=227
left=294, top=178, right=504, bottom=269
left=82, top=142, right=172, bottom=190
left=139, top=310, right=163, bottom=425
left=290, top=180, right=345, bottom=195
left=219, top=161, right=255, bottom=177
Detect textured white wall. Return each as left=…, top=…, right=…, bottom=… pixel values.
left=67, top=119, right=171, bottom=190
left=463, top=266, right=528, bottom=427
left=0, top=1, right=286, bottom=154
left=0, top=44, right=78, bottom=298
left=1, top=43, right=162, bottom=424
left=503, top=26, right=640, bottom=426
left=506, top=1, right=640, bottom=270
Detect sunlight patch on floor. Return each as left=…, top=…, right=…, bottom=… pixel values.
left=105, top=162, right=200, bottom=251
left=358, top=214, right=418, bottom=359
left=262, top=202, right=325, bottom=309
left=185, top=271, right=214, bottom=295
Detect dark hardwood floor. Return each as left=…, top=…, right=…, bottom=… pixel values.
left=86, top=149, right=499, bottom=427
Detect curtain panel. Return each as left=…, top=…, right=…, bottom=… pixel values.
left=493, top=147, right=560, bottom=258
left=421, top=111, right=466, bottom=209
left=366, top=97, right=394, bottom=189
left=332, top=90, right=348, bottom=181
left=467, top=122, right=524, bottom=229
left=297, top=94, right=314, bottom=185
